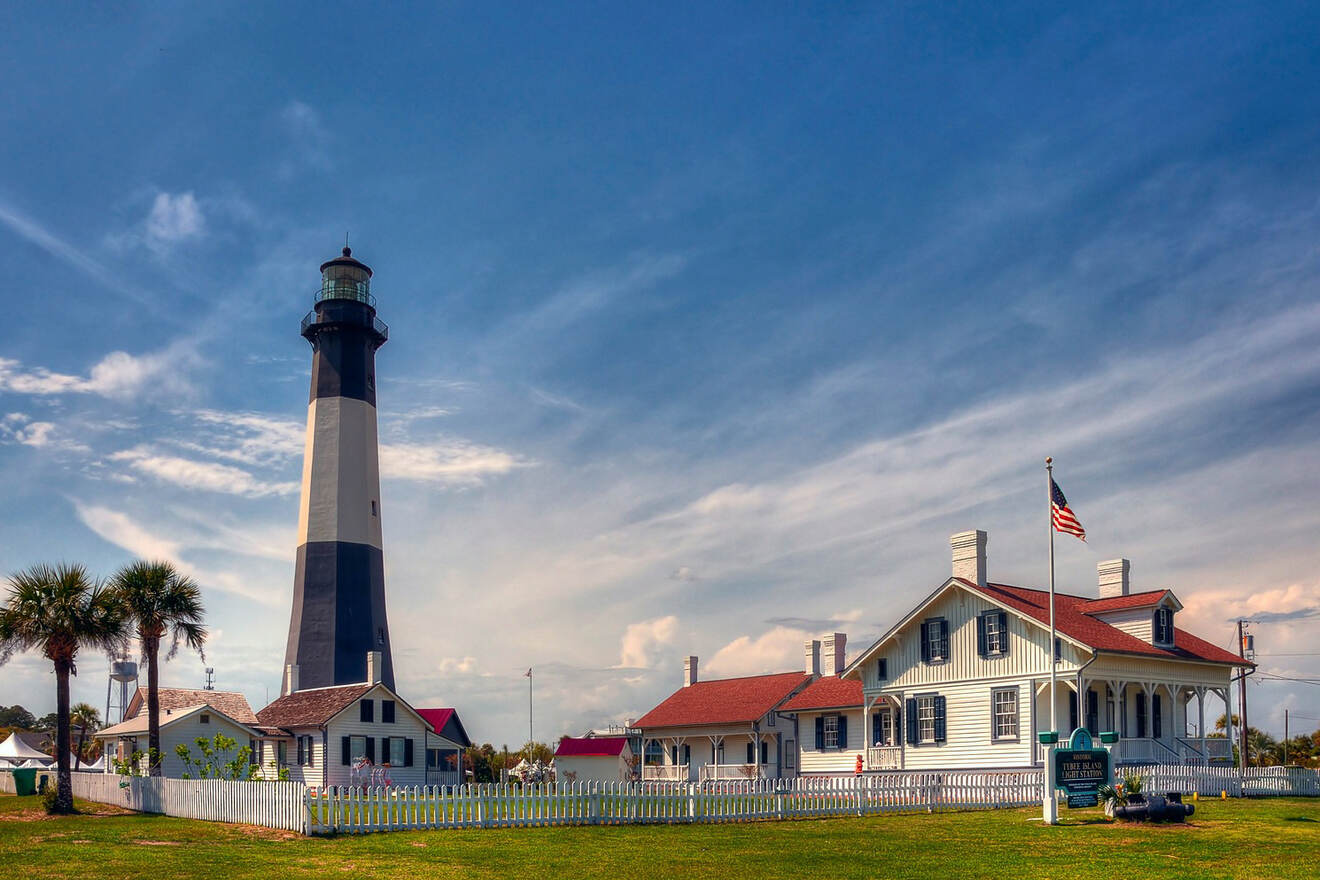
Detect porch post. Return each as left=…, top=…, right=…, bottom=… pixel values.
left=1196, top=687, right=1206, bottom=745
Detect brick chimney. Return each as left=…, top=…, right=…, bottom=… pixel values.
left=951, top=530, right=988, bottom=587
left=804, top=639, right=821, bottom=676
left=821, top=633, right=847, bottom=676
left=683, top=655, right=698, bottom=688
left=1098, top=559, right=1130, bottom=598
left=366, top=651, right=383, bottom=686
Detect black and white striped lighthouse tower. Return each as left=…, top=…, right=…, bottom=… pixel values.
left=283, top=246, right=394, bottom=691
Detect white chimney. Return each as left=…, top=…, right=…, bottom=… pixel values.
left=804, top=639, right=821, bottom=676
left=1098, top=559, right=1131, bottom=598
left=683, top=655, right=698, bottom=688
left=284, top=663, right=300, bottom=696
left=951, top=530, right=988, bottom=587
left=821, top=633, right=846, bottom=676
left=366, top=651, right=383, bottom=685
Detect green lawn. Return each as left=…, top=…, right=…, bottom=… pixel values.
left=3, top=793, right=1317, bottom=880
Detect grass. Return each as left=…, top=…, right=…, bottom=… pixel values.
left=3, top=793, right=1318, bottom=880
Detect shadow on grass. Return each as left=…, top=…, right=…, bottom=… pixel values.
left=1283, top=816, right=1316, bottom=822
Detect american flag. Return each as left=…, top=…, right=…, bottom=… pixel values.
left=1050, top=478, right=1086, bottom=541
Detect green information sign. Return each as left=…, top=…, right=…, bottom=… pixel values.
left=1053, top=728, right=1110, bottom=809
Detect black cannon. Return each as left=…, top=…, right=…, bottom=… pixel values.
left=1113, top=792, right=1195, bottom=822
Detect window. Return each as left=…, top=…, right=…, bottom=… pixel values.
left=428, top=748, right=459, bottom=772
left=377, top=627, right=386, bottom=647
left=200, top=713, right=210, bottom=724
left=767, top=713, right=775, bottom=727
left=382, top=700, right=396, bottom=724
left=296, top=736, right=305, bottom=766
left=682, top=744, right=690, bottom=765
left=784, top=740, right=795, bottom=769
left=276, top=740, right=288, bottom=767
left=644, top=740, right=663, bottom=766
left=992, top=688, right=1018, bottom=740
left=389, top=737, right=405, bottom=766
left=918, top=697, right=937, bottom=743
left=1086, top=690, right=1099, bottom=735
left=371, top=500, right=378, bottom=517
left=876, top=658, right=888, bottom=681
left=296, top=735, right=314, bottom=767
left=360, top=699, right=374, bottom=723
left=1054, top=637, right=1062, bottom=662
left=921, top=618, right=949, bottom=663
left=823, top=714, right=840, bottom=750
left=873, top=709, right=894, bottom=746
left=350, top=735, right=368, bottom=763
left=978, top=611, right=1009, bottom=657
left=1153, top=608, right=1174, bottom=645
left=1152, top=694, right=1162, bottom=739
left=1135, top=692, right=1148, bottom=738
left=907, top=695, right=947, bottom=745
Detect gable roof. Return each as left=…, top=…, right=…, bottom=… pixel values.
left=95, top=703, right=261, bottom=739
left=1077, top=590, right=1176, bottom=613
left=0, top=731, right=52, bottom=760
left=780, top=676, right=863, bottom=711
left=555, top=736, right=629, bottom=758
left=256, top=684, right=372, bottom=729
left=416, top=708, right=473, bottom=748
left=128, top=688, right=258, bottom=725
left=634, top=672, right=810, bottom=729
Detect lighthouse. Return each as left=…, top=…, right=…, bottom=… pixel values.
left=283, top=247, right=394, bottom=691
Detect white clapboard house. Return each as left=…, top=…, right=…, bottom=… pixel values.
left=842, top=530, right=1251, bottom=771
left=780, top=636, right=869, bottom=776
left=634, top=656, right=810, bottom=782
left=553, top=735, right=636, bottom=783
left=254, top=651, right=431, bottom=787
left=93, top=687, right=263, bottom=777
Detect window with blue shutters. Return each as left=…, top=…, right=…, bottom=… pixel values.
left=916, top=695, right=940, bottom=743
left=1153, top=608, right=1174, bottom=646
left=978, top=610, right=1009, bottom=657
left=822, top=713, right=841, bottom=749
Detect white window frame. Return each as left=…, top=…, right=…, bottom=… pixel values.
left=877, top=709, right=894, bottom=746
left=822, top=713, right=840, bottom=750
left=984, top=613, right=1005, bottom=655
left=991, top=687, right=1019, bottom=741
left=917, top=696, right=937, bottom=743
left=924, top=619, right=948, bottom=662
left=784, top=740, right=795, bottom=769
left=350, top=734, right=368, bottom=763
left=389, top=737, right=405, bottom=766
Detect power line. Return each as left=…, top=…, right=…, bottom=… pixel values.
left=1256, top=652, right=1320, bottom=657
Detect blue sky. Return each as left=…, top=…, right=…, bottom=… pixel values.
left=2, top=2, right=1319, bottom=744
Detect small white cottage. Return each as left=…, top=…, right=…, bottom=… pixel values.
left=554, top=736, right=635, bottom=783
left=93, top=703, right=263, bottom=777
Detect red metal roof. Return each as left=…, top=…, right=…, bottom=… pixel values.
left=416, top=708, right=454, bottom=734
left=555, top=736, right=629, bottom=758
left=780, top=675, right=863, bottom=711
left=634, top=671, right=810, bottom=729
left=955, top=579, right=1248, bottom=666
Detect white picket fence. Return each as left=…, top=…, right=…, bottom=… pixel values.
left=1124, top=764, right=1320, bottom=798
left=68, top=773, right=306, bottom=832
left=306, top=770, right=1043, bottom=834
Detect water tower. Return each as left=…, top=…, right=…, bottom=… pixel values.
left=105, top=655, right=138, bottom=724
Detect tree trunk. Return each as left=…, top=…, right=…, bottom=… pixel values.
left=146, top=637, right=162, bottom=777
left=53, top=657, right=74, bottom=813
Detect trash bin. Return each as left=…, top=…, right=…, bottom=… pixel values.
left=12, top=768, right=37, bottom=796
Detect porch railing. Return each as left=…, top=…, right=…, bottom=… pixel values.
left=699, top=763, right=770, bottom=782
left=867, top=747, right=902, bottom=771
left=642, top=764, right=688, bottom=781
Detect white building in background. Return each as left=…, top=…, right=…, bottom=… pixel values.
left=634, top=656, right=810, bottom=782
left=554, top=736, right=635, bottom=783
left=93, top=704, right=263, bottom=777
left=842, top=530, right=1251, bottom=771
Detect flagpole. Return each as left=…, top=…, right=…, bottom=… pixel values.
left=1046, top=457, right=1057, bottom=736
left=528, top=668, right=534, bottom=750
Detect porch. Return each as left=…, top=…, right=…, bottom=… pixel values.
left=639, top=729, right=787, bottom=782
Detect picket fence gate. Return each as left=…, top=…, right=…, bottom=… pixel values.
left=305, top=771, right=1043, bottom=834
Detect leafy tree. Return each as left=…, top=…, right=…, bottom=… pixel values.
left=110, top=560, right=206, bottom=777
left=0, top=705, right=36, bottom=729
left=0, top=563, right=128, bottom=813
left=70, top=703, right=100, bottom=769
left=34, top=712, right=59, bottom=732
left=173, top=733, right=287, bottom=781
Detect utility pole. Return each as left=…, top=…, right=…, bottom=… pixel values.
left=1236, top=619, right=1249, bottom=771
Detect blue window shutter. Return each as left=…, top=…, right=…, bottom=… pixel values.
left=920, top=622, right=931, bottom=662
left=934, top=696, right=947, bottom=743
left=761, top=740, right=768, bottom=764
left=894, top=707, right=902, bottom=745
left=998, top=612, right=1009, bottom=654
left=873, top=712, right=882, bottom=745
left=747, top=742, right=755, bottom=764
left=976, top=613, right=988, bottom=657
left=940, top=620, right=950, bottom=660
left=1153, top=694, right=1162, bottom=739
left=906, top=699, right=919, bottom=744
left=342, top=736, right=351, bottom=765
left=815, top=716, right=824, bottom=750
left=365, top=736, right=375, bottom=764
left=837, top=715, right=848, bottom=750
left=404, top=737, right=413, bottom=767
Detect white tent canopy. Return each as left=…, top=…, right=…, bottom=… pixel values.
left=0, top=733, right=51, bottom=765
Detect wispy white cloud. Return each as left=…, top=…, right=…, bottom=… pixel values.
left=617, top=615, right=677, bottom=669
left=109, top=445, right=299, bottom=497
left=0, top=347, right=196, bottom=400
left=279, top=100, right=333, bottom=176
left=379, top=437, right=531, bottom=486
left=0, top=199, right=150, bottom=304
left=144, top=191, right=206, bottom=251
left=0, top=413, right=88, bottom=453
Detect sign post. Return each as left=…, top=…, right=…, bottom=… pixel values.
left=1039, top=731, right=1059, bottom=825
left=1053, top=729, right=1111, bottom=812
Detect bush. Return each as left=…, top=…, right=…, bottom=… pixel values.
left=41, top=784, right=63, bottom=814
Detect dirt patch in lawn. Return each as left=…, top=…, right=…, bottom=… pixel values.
left=0, top=803, right=133, bottom=823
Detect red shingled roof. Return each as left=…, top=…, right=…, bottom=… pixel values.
left=781, top=676, right=863, bottom=711
left=555, top=736, right=629, bottom=758
left=955, top=579, right=1247, bottom=666
left=634, top=671, right=810, bottom=729
left=1077, top=590, right=1173, bottom=613
left=256, top=684, right=372, bottom=729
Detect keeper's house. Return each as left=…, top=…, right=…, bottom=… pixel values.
left=634, top=657, right=809, bottom=782
left=842, top=530, right=1251, bottom=771
left=254, top=651, right=430, bottom=786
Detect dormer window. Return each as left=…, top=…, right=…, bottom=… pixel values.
left=1153, top=607, right=1174, bottom=646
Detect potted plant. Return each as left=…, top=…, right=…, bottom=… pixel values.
left=1099, top=772, right=1144, bottom=818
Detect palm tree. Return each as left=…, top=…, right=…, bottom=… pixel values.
left=0, top=564, right=128, bottom=813
left=70, top=703, right=100, bottom=769
left=110, top=561, right=206, bottom=777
